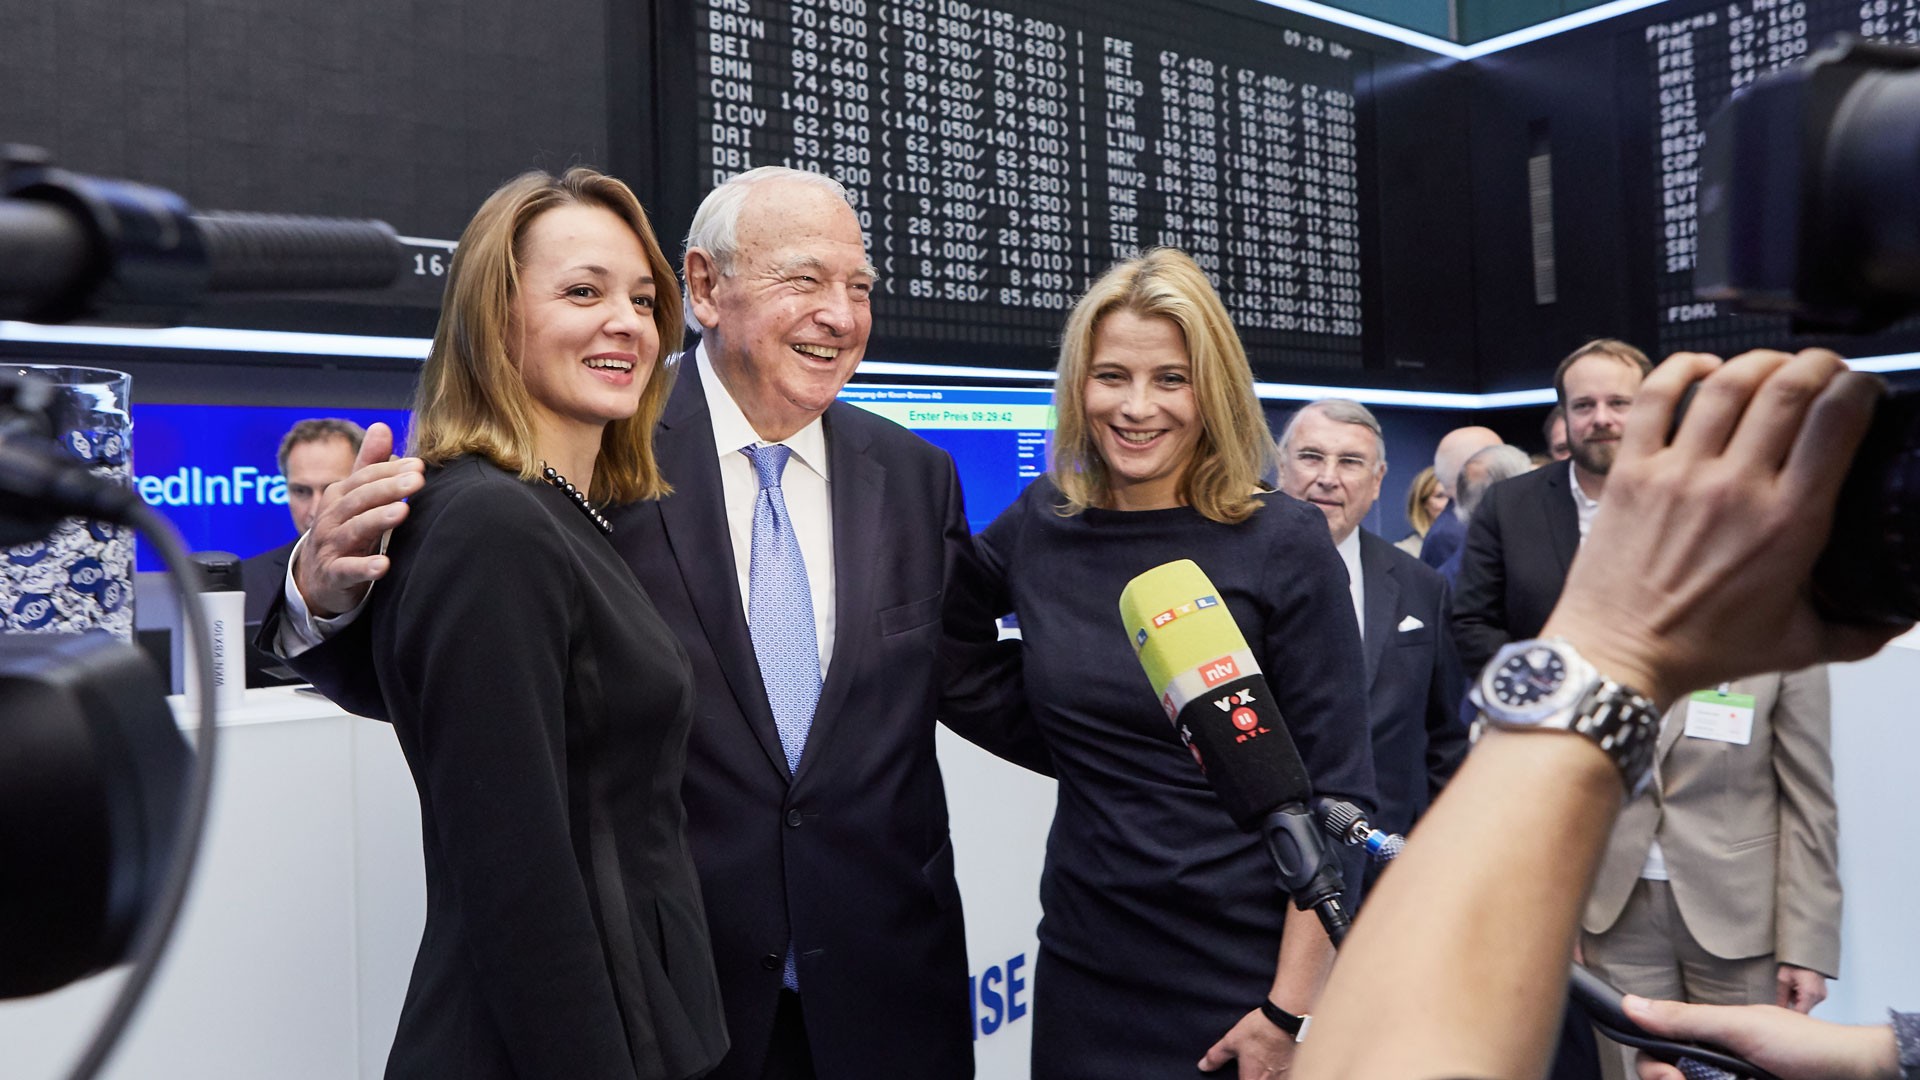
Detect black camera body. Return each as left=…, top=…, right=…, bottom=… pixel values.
left=1697, top=37, right=1920, bottom=334
left=1696, top=38, right=1920, bottom=623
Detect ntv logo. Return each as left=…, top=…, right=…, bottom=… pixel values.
left=1198, top=656, right=1238, bottom=687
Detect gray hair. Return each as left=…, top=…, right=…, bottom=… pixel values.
left=1454, top=444, right=1532, bottom=522
left=1277, top=398, right=1387, bottom=473
left=683, top=167, right=857, bottom=276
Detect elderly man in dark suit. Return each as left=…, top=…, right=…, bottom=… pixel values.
left=261, top=168, right=1036, bottom=1080
left=1275, top=398, right=1468, bottom=851
left=1451, top=339, right=1653, bottom=675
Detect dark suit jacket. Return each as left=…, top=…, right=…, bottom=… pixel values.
left=1358, top=530, right=1469, bottom=839
left=1417, top=504, right=1465, bottom=570
left=240, top=538, right=296, bottom=624
left=1449, top=462, right=1581, bottom=676
left=616, top=357, right=1037, bottom=1080
left=263, top=355, right=1036, bottom=1080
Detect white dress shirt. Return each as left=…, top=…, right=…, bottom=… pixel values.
left=1337, top=527, right=1365, bottom=645
left=275, top=530, right=356, bottom=656
left=695, top=345, right=837, bottom=677
left=1570, top=459, right=1602, bottom=542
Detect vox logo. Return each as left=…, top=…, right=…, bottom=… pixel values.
left=1212, top=688, right=1264, bottom=737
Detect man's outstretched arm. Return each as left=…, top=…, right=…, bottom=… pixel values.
left=1295, top=350, right=1907, bottom=1080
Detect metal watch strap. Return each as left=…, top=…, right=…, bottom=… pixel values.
left=1563, top=676, right=1661, bottom=796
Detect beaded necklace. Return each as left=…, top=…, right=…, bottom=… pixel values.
left=540, top=464, right=612, bottom=535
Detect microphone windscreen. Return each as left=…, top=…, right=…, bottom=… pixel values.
left=1120, top=559, right=1313, bottom=830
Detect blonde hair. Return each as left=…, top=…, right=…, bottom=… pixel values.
left=1049, top=249, right=1271, bottom=524
left=410, top=167, right=682, bottom=503
left=1405, top=465, right=1440, bottom=536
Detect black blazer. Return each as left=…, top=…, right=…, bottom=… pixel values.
left=617, top=356, right=1039, bottom=1080
left=1357, top=530, right=1469, bottom=839
left=1448, top=462, right=1581, bottom=676
left=371, top=458, right=726, bottom=1080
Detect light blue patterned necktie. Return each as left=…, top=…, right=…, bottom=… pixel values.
left=743, top=443, right=823, bottom=774
left=742, top=443, right=821, bottom=991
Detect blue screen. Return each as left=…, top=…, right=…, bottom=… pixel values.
left=128, top=384, right=1055, bottom=570
left=131, top=404, right=412, bottom=571
left=836, top=384, right=1055, bottom=533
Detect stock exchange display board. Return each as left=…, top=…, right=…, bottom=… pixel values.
left=1643, top=0, right=1920, bottom=357
left=692, top=0, right=1375, bottom=372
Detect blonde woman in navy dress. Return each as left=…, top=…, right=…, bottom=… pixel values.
left=974, top=249, right=1376, bottom=1079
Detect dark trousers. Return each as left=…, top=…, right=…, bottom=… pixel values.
left=761, top=990, right=816, bottom=1080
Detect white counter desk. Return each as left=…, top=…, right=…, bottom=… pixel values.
left=0, top=687, right=1055, bottom=1079
left=3, top=637, right=1916, bottom=1079
left=0, top=689, right=425, bottom=1080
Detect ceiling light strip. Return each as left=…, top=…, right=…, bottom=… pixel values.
left=1249, top=0, right=1675, bottom=58
left=0, top=321, right=432, bottom=359
left=5, top=321, right=1916, bottom=407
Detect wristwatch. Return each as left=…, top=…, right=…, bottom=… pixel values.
left=1470, top=637, right=1661, bottom=796
left=1259, top=999, right=1312, bottom=1043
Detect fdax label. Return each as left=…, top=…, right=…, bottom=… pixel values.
left=970, top=952, right=1029, bottom=1039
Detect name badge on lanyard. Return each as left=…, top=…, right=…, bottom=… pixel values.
left=1685, top=685, right=1755, bottom=745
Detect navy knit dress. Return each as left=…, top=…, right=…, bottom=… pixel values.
left=974, top=477, right=1376, bottom=1078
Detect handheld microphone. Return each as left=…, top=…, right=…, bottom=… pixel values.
left=1312, top=797, right=1405, bottom=864
left=1119, top=559, right=1351, bottom=942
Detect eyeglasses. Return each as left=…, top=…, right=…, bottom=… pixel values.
left=1290, top=449, right=1376, bottom=479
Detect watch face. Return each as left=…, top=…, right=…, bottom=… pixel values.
left=1489, top=644, right=1568, bottom=710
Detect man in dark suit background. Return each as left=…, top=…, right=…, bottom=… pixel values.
left=1445, top=339, right=1652, bottom=1080
left=265, top=168, right=1036, bottom=1080
left=1275, top=399, right=1468, bottom=850
left=1451, top=339, right=1653, bottom=675
left=239, top=417, right=362, bottom=622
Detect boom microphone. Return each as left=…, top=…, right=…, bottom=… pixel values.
left=1119, top=559, right=1351, bottom=941
left=1, top=146, right=402, bottom=326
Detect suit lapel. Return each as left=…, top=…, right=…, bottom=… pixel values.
left=1358, top=532, right=1397, bottom=691
left=1659, top=695, right=1689, bottom=762
left=653, top=355, right=790, bottom=779
left=794, top=404, right=881, bottom=782
left=1540, top=463, right=1582, bottom=577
